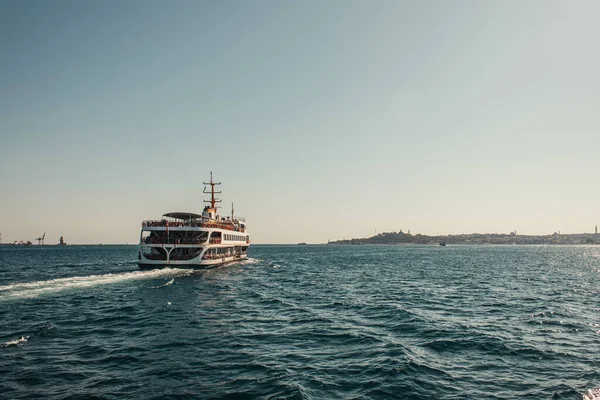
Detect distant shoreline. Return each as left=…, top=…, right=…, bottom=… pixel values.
left=0, top=243, right=130, bottom=247
left=328, top=231, right=600, bottom=246
left=2, top=236, right=600, bottom=247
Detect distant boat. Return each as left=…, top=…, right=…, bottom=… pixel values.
left=58, top=236, right=67, bottom=246
left=439, top=241, right=446, bottom=246
left=297, top=242, right=307, bottom=245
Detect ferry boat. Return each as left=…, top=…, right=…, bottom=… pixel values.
left=138, top=173, right=250, bottom=269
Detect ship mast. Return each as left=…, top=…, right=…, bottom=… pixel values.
left=203, top=171, right=222, bottom=209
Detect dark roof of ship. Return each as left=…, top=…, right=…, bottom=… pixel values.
left=162, top=212, right=203, bottom=220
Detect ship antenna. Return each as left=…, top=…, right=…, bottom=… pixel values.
left=203, top=171, right=222, bottom=209
left=231, top=202, right=234, bottom=220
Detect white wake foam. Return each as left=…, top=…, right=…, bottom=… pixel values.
left=0, top=268, right=195, bottom=300
left=1, top=335, right=29, bottom=348
left=585, top=388, right=600, bottom=400
left=152, top=278, right=175, bottom=289
left=238, top=257, right=261, bottom=265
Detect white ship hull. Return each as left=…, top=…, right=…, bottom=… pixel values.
left=138, top=229, right=250, bottom=269
left=138, top=252, right=248, bottom=269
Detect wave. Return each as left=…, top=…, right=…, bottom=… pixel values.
left=0, top=268, right=195, bottom=300
left=238, top=258, right=261, bottom=265
left=152, top=278, right=175, bottom=289
left=1, top=336, right=29, bottom=348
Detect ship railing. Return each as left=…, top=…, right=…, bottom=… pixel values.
left=143, top=220, right=242, bottom=232
left=143, top=254, right=167, bottom=261
left=143, top=238, right=206, bottom=245
left=202, top=253, right=232, bottom=260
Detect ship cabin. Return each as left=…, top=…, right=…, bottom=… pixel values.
left=139, top=210, right=249, bottom=264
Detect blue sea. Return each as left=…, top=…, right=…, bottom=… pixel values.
left=1, top=244, right=600, bottom=399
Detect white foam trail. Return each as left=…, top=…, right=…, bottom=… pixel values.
left=585, top=388, right=600, bottom=400
left=238, top=257, right=261, bottom=265
left=152, top=278, right=175, bottom=288
left=0, top=268, right=194, bottom=300
left=1, top=335, right=29, bottom=348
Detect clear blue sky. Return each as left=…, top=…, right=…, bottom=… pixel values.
left=1, top=0, right=599, bottom=244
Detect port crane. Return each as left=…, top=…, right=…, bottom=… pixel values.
left=35, top=233, right=45, bottom=246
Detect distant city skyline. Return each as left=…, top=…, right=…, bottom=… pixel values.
left=1, top=1, right=599, bottom=244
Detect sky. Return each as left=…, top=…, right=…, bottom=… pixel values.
left=1, top=0, right=599, bottom=244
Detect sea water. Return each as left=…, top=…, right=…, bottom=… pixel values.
left=1, top=244, right=599, bottom=399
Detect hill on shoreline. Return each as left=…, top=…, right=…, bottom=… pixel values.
left=328, top=231, right=600, bottom=245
